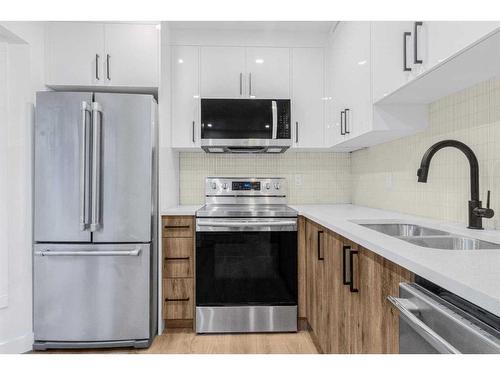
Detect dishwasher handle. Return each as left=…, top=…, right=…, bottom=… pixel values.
left=387, top=295, right=461, bottom=354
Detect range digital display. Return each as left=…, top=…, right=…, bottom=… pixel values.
left=232, top=181, right=261, bottom=191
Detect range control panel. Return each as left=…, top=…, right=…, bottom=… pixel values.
left=205, top=177, right=287, bottom=197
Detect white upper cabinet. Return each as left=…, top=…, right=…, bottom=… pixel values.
left=45, top=22, right=159, bottom=89
left=371, top=21, right=415, bottom=103
left=46, top=22, right=105, bottom=86
left=171, top=46, right=200, bottom=149
left=292, top=48, right=325, bottom=148
left=424, top=21, right=500, bottom=69
left=328, top=22, right=372, bottom=147
left=200, top=46, right=290, bottom=99
left=103, top=24, right=159, bottom=87
left=200, top=46, right=246, bottom=98
left=245, top=47, right=290, bottom=98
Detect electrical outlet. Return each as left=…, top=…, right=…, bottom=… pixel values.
left=385, top=173, right=393, bottom=191
left=295, top=174, right=303, bottom=186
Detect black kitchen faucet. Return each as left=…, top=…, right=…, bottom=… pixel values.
left=417, top=140, right=494, bottom=230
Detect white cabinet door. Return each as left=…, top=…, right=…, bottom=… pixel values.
left=425, top=21, right=500, bottom=69
left=371, top=21, right=415, bottom=103
left=171, top=46, right=200, bottom=148
left=329, top=22, right=372, bottom=145
left=46, top=22, right=104, bottom=86
left=292, top=48, right=325, bottom=148
left=343, top=22, right=372, bottom=139
left=326, top=35, right=346, bottom=147
left=104, top=24, right=159, bottom=87
left=246, top=47, right=290, bottom=98
left=200, top=46, right=245, bottom=98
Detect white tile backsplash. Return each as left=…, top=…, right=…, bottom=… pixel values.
left=352, top=76, right=500, bottom=229
left=179, top=152, right=351, bottom=205
left=178, top=76, right=500, bottom=229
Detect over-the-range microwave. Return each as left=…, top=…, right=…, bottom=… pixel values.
left=200, top=98, right=291, bottom=153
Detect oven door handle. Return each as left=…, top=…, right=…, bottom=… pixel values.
left=197, top=219, right=297, bottom=228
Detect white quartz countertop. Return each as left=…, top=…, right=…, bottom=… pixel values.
left=291, top=204, right=500, bottom=317
left=162, top=203, right=500, bottom=316
left=161, top=205, right=201, bottom=216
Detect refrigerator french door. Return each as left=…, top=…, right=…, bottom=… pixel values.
left=33, top=91, right=157, bottom=350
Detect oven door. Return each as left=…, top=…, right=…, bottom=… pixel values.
left=196, top=218, right=297, bottom=307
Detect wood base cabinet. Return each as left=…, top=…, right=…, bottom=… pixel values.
left=162, top=215, right=195, bottom=329
left=304, top=218, right=412, bottom=354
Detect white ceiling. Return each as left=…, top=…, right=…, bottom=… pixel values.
left=168, top=21, right=337, bottom=33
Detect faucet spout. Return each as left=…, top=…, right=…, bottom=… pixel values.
left=417, top=140, right=492, bottom=229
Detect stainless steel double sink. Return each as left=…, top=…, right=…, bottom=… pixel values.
left=359, top=223, right=500, bottom=250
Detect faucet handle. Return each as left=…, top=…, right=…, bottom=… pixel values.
left=487, top=190, right=491, bottom=209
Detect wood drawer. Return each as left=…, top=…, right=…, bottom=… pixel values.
left=163, top=278, right=194, bottom=320
left=162, top=216, right=194, bottom=238
left=163, top=237, right=193, bottom=278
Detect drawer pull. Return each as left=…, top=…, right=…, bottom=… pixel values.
left=165, top=297, right=190, bottom=302
left=164, top=225, right=190, bottom=229
left=164, top=256, right=190, bottom=261
left=342, top=245, right=350, bottom=285
left=349, top=249, right=359, bottom=293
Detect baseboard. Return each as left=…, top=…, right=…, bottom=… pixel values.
left=0, top=332, right=34, bottom=354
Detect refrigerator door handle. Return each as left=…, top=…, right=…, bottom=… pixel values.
left=90, top=102, right=103, bottom=232
left=80, top=102, right=91, bottom=231
left=35, top=248, right=142, bottom=257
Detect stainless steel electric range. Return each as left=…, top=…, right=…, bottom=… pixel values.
left=195, top=177, right=298, bottom=333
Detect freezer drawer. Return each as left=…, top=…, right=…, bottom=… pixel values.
left=34, top=243, right=150, bottom=343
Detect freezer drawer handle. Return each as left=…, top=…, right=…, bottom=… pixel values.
left=35, top=248, right=142, bottom=257
left=387, top=295, right=461, bottom=354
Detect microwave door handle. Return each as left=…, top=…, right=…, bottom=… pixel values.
left=271, top=101, right=277, bottom=139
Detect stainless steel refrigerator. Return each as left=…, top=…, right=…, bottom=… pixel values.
left=33, top=91, right=158, bottom=350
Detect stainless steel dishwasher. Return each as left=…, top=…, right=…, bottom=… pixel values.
left=388, top=282, right=500, bottom=354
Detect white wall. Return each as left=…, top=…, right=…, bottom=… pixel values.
left=0, top=22, right=45, bottom=354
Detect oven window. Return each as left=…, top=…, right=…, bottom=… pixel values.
left=196, top=231, right=297, bottom=306
left=201, top=99, right=273, bottom=139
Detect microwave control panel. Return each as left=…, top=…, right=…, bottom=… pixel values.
left=277, top=101, right=290, bottom=139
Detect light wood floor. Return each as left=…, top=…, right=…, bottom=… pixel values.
left=38, top=329, right=319, bottom=354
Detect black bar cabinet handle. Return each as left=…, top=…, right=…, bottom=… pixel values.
left=317, top=230, right=324, bottom=261
left=192, top=121, right=195, bottom=143
left=403, top=31, right=412, bottom=72
left=164, top=225, right=190, bottom=229
left=164, top=256, right=190, bottom=261
left=340, top=110, right=345, bottom=135
left=165, top=297, right=190, bottom=302
left=414, top=21, right=423, bottom=64
left=342, top=245, right=350, bottom=285
left=95, top=54, right=100, bottom=80
left=349, top=250, right=359, bottom=293
left=344, top=108, right=350, bottom=134
left=295, top=121, right=299, bottom=143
